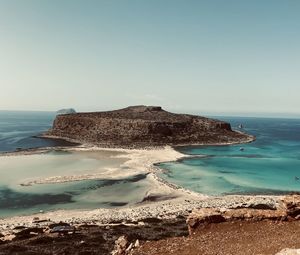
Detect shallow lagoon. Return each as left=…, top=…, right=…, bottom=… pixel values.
left=159, top=117, right=300, bottom=195
left=0, top=150, right=150, bottom=217
left=1, top=112, right=300, bottom=217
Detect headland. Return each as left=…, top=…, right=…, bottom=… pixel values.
left=41, top=105, right=254, bottom=148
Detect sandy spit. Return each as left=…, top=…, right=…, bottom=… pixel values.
left=0, top=145, right=281, bottom=232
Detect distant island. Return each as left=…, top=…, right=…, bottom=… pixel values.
left=56, top=108, right=76, bottom=115
left=44, top=105, right=254, bottom=148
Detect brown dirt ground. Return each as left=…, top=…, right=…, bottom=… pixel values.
left=0, top=217, right=188, bottom=255
left=132, top=220, right=300, bottom=255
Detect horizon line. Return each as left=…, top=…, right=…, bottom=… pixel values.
left=0, top=108, right=299, bottom=119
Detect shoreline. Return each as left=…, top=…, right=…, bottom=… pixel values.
left=0, top=193, right=281, bottom=231
left=1, top=138, right=292, bottom=255
left=0, top=145, right=205, bottom=217
left=38, top=132, right=256, bottom=149
left=0, top=142, right=283, bottom=233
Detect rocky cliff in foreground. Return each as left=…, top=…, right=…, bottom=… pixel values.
left=44, top=105, right=254, bottom=148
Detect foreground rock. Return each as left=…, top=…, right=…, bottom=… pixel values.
left=44, top=105, right=254, bottom=148
left=133, top=220, right=300, bottom=255
left=280, top=194, right=300, bottom=218
left=187, top=195, right=300, bottom=234
left=187, top=208, right=287, bottom=234
left=0, top=195, right=279, bottom=232
left=132, top=195, right=300, bottom=255
left=1, top=195, right=300, bottom=255
left=0, top=218, right=188, bottom=255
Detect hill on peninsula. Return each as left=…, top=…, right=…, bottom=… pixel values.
left=44, top=105, right=254, bottom=148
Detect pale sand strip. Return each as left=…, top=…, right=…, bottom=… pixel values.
left=0, top=146, right=208, bottom=230
left=0, top=145, right=281, bottom=232
left=16, top=145, right=187, bottom=185
left=0, top=194, right=280, bottom=233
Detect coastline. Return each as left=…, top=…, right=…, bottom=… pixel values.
left=0, top=193, right=280, bottom=231
left=1, top=137, right=292, bottom=255
left=0, top=141, right=283, bottom=233
left=38, top=131, right=256, bottom=149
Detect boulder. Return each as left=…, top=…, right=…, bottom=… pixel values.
left=2, top=234, right=16, bottom=241
left=14, top=227, right=44, bottom=239
left=134, top=239, right=140, bottom=248
left=186, top=208, right=225, bottom=234
left=50, top=226, right=75, bottom=234
left=223, top=208, right=286, bottom=221
left=281, top=195, right=300, bottom=218
left=49, top=222, right=70, bottom=229
left=112, top=235, right=128, bottom=255
left=187, top=207, right=287, bottom=233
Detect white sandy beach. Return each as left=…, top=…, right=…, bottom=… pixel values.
left=2, top=145, right=187, bottom=185
left=0, top=145, right=282, bottom=234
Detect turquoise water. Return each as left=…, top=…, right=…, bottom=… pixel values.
left=0, top=112, right=152, bottom=217
left=159, top=117, right=300, bottom=195
left=0, top=150, right=151, bottom=217
left=1, top=112, right=300, bottom=217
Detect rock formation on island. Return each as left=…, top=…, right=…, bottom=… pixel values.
left=44, top=105, right=254, bottom=148
left=56, top=108, right=76, bottom=115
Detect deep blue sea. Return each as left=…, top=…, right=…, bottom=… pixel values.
left=159, top=117, right=300, bottom=195
left=0, top=111, right=66, bottom=152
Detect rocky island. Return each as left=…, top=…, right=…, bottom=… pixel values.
left=44, top=105, right=254, bottom=148
left=56, top=108, right=76, bottom=115
left=1, top=107, right=299, bottom=255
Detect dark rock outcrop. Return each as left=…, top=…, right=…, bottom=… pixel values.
left=280, top=195, right=300, bottom=218
left=186, top=195, right=300, bottom=234
left=45, top=105, right=254, bottom=148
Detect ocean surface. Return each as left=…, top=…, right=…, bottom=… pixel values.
left=0, top=111, right=71, bottom=152
left=1, top=111, right=300, bottom=217
left=0, top=111, right=151, bottom=217
left=159, top=117, right=300, bottom=195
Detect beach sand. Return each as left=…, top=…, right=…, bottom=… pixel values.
left=0, top=145, right=280, bottom=232
left=0, top=145, right=288, bottom=255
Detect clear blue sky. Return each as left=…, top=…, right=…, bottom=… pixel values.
left=0, top=0, right=299, bottom=117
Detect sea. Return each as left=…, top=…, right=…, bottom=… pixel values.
left=0, top=111, right=70, bottom=152
left=0, top=111, right=150, bottom=217
left=159, top=117, right=300, bottom=196
left=0, top=111, right=300, bottom=217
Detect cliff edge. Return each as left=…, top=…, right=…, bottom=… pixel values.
left=44, top=105, right=254, bottom=148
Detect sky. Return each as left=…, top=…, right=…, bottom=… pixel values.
left=0, top=0, right=299, bottom=117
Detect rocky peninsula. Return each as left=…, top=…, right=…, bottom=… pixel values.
left=43, top=105, right=254, bottom=148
